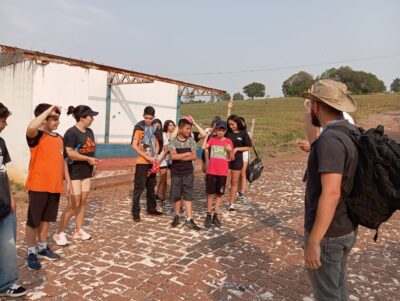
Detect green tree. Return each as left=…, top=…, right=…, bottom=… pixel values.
left=390, top=78, right=400, bottom=92
left=243, top=82, right=265, bottom=100
left=282, top=71, right=314, bottom=97
left=219, top=93, right=231, bottom=102
left=232, top=92, right=244, bottom=101
left=317, top=66, right=386, bottom=94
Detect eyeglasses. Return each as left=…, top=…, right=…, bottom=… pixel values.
left=46, top=115, right=60, bottom=121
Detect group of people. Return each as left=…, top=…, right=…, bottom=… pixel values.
left=130, top=102, right=254, bottom=230
left=1, top=79, right=363, bottom=300
left=0, top=103, right=98, bottom=297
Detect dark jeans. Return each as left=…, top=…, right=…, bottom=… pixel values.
left=132, top=164, right=157, bottom=216
left=304, top=230, right=357, bottom=301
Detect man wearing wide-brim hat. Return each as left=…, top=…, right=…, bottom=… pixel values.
left=301, top=79, right=359, bottom=300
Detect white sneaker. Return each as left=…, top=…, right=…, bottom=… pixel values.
left=53, top=232, right=69, bottom=246
left=73, top=229, right=91, bottom=241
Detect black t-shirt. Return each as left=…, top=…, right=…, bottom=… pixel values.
left=64, top=126, right=96, bottom=180
left=225, top=130, right=252, bottom=162
left=0, top=137, right=12, bottom=218
left=305, top=120, right=358, bottom=237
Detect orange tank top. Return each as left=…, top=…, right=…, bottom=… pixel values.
left=25, top=131, right=65, bottom=193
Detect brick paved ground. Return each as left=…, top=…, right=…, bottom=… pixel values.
left=4, top=152, right=400, bottom=301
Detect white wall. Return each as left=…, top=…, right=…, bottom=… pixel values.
left=106, top=81, right=178, bottom=143
left=0, top=60, right=179, bottom=183
left=0, top=61, right=35, bottom=183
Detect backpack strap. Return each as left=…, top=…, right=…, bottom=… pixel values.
left=252, top=146, right=260, bottom=158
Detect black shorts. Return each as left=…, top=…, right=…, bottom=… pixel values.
left=27, top=191, right=60, bottom=228
left=206, top=174, right=227, bottom=195
left=170, top=173, right=194, bottom=202
left=229, top=159, right=243, bottom=171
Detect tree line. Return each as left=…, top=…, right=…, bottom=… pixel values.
left=183, top=66, right=399, bottom=103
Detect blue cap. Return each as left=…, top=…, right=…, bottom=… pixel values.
left=215, top=120, right=228, bottom=129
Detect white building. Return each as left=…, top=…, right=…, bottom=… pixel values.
left=0, top=45, right=224, bottom=183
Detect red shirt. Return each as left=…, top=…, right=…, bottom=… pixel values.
left=206, top=137, right=234, bottom=176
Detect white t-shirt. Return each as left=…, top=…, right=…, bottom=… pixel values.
left=158, top=132, right=170, bottom=167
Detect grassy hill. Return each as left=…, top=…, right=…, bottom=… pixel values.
left=181, top=93, right=400, bottom=157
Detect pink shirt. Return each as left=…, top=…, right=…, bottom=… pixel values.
left=206, top=137, right=234, bottom=176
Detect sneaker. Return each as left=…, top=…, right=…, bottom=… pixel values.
left=0, top=283, right=27, bottom=297
left=133, top=214, right=141, bottom=222
left=37, top=246, right=61, bottom=261
left=204, top=214, right=212, bottom=227
left=237, top=192, right=245, bottom=203
left=185, top=219, right=201, bottom=231
left=53, top=232, right=69, bottom=246
left=171, top=215, right=180, bottom=227
left=26, top=252, right=41, bottom=270
left=147, top=210, right=163, bottom=216
left=228, top=204, right=236, bottom=212
left=74, top=229, right=92, bottom=241
left=212, top=214, right=222, bottom=227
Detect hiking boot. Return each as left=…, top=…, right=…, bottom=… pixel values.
left=185, top=219, right=201, bottom=231
left=37, top=245, right=61, bottom=261
left=212, top=214, right=222, bottom=227
left=0, top=283, right=27, bottom=298
left=204, top=214, right=212, bottom=227
left=53, top=232, right=69, bottom=246
left=74, top=229, right=91, bottom=241
left=26, top=253, right=41, bottom=270
left=147, top=210, right=163, bottom=216
left=171, top=215, right=180, bottom=227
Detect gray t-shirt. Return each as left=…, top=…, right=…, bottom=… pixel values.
left=304, top=120, right=358, bottom=237
left=168, top=136, right=197, bottom=176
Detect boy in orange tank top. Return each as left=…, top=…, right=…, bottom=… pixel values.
left=25, top=104, right=71, bottom=270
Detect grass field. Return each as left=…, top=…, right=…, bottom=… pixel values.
left=181, top=93, right=400, bottom=157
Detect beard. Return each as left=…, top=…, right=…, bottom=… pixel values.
left=311, top=110, right=321, bottom=127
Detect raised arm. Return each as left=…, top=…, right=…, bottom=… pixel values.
left=26, top=105, right=61, bottom=138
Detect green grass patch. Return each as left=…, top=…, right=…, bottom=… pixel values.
left=181, top=93, right=400, bottom=157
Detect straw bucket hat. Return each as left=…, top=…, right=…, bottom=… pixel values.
left=300, top=79, right=357, bottom=113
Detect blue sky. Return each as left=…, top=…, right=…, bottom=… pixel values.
left=1, top=0, right=399, bottom=97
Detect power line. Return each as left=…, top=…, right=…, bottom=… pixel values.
left=167, top=52, right=400, bottom=76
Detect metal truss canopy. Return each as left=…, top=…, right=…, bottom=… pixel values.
left=107, top=72, right=154, bottom=85
left=0, top=44, right=226, bottom=96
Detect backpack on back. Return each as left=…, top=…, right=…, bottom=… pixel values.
left=246, top=146, right=264, bottom=187
left=334, top=125, right=400, bottom=241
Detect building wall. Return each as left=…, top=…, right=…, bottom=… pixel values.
left=0, top=61, right=35, bottom=183
left=0, top=60, right=179, bottom=183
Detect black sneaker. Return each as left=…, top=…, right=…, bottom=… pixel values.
left=133, top=214, right=141, bottom=222
left=185, top=219, right=201, bottom=231
left=212, top=214, right=222, bottom=227
left=37, top=246, right=61, bottom=261
left=0, top=283, right=27, bottom=297
left=147, top=210, right=163, bottom=216
left=171, top=215, right=180, bottom=227
left=26, top=252, right=41, bottom=270
left=204, top=214, right=212, bottom=227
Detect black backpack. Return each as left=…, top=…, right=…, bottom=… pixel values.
left=334, top=125, right=400, bottom=241
left=246, top=147, right=264, bottom=187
